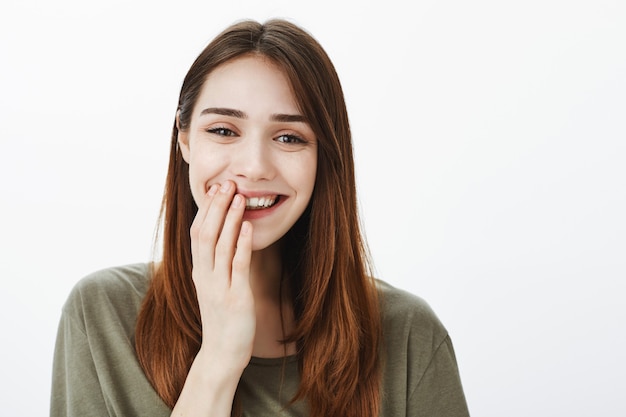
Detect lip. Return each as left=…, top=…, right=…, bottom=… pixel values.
left=241, top=194, right=286, bottom=220
left=236, top=188, right=281, bottom=198
left=204, top=184, right=287, bottom=220
left=236, top=188, right=283, bottom=209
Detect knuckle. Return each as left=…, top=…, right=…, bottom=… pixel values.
left=191, top=270, right=203, bottom=287
left=215, top=241, right=232, bottom=260
left=198, top=225, right=216, bottom=242
left=232, top=254, right=247, bottom=272
left=189, top=222, right=201, bottom=239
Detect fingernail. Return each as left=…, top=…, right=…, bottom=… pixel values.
left=232, top=194, right=243, bottom=208
left=220, top=181, right=232, bottom=193
left=208, top=184, right=218, bottom=196
left=241, top=221, right=251, bottom=235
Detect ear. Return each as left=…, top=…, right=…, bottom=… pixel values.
left=176, top=111, right=191, bottom=163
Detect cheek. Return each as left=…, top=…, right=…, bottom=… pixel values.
left=187, top=150, right=228, bottom=195
left=296, top=155, right=317, bottom=200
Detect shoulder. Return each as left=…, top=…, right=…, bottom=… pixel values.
left=68, top=262, right=152, bottom=298
left=377, top=279, right=448, bottom=342
left=376, top=279, right=468, bottom=415
left=376, top=279, right=450, bottom=374
left=62, top=263, right=153, bottom=333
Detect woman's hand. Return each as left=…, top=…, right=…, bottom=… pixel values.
left=191, top=180, right=255, bottom=369
left=171, top=180, right=254, bottom=416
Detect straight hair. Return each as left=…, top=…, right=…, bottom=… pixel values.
left=135, top=19, right=382, bottom=417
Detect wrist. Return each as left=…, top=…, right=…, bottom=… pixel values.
left=192, top=346, right=249, bottom=388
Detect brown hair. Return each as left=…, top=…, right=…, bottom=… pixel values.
left=135, top=19, right=382, bottom=417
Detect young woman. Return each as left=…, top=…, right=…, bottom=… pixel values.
left=51, top=19, right=469, bottom=417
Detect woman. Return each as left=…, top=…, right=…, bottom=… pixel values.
left=51, top=19, right=469, bottom=417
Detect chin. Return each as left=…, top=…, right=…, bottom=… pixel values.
left=250, top=235, right=274, bottom=252
left=249, top=230, right=286, bottom=253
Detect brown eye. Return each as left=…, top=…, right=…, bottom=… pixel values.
left=207, top=127, right=236, bottom=136
left=275, top=134, right=305, bottom=144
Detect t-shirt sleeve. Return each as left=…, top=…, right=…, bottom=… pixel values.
left=378, top=280, right=470, bottom=417
left=49, top=264, right=170, bottom=417
left=50, top=307, right=110, bottom=417
left=408, top=335, right=469, bottom=417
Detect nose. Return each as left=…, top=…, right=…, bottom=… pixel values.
left=231, top=136, right=275, bottom=181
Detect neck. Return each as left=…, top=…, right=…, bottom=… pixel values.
left=249, top=241, right=297, bottom=358
left=249, top=242, right=283, bottom=301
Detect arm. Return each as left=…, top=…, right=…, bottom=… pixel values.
left=171, top=181, right=255, bottom=417
left=50, top=311, right=109, bottom=417
left=409, top=336, right=470, bottom=417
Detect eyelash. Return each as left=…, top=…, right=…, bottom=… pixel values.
left=206, top=127, right=236, bottom=136
left=275, top=134, right=306, bottom=144
left=206, top=127, right=307, bottom=144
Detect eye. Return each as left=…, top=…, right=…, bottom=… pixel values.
left=206, top=127, right=236, bottom=137
left=275, top=134, right=306, bottom=144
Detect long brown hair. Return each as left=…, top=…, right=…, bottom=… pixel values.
left=135, top=19, right=382, bottom=417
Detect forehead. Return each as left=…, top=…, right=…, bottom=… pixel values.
left=195, top=55, right=301, bottom=115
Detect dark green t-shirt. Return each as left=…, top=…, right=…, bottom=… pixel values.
left=51, top=263, right=469, bottom=416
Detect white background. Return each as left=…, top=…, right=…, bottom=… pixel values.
left=1, top=0, right=625, bottom=416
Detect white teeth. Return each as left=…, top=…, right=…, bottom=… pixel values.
left=245, top=195, right=277, bottom=209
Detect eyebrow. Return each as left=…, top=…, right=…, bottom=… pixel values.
left=271, top=113, right=307, bottom=123
left=200, top=107, right=245, bottom=118
left=199, top=107, right=308, bottom=123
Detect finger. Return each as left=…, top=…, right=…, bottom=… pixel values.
left=194, top=183, right=220, bottom=226
left=214, top=193, right=246, bottom=278
left=195, top=181, right=237, bottom=269
left=231, top=220, right=253, bottom=291
left=190, top=184, right=219, bottom=263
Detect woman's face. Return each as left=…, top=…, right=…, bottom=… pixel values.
left=178, top=55, right=318, bottom=251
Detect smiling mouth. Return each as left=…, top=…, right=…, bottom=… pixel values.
left=245, top=195, right=279, bottom=210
